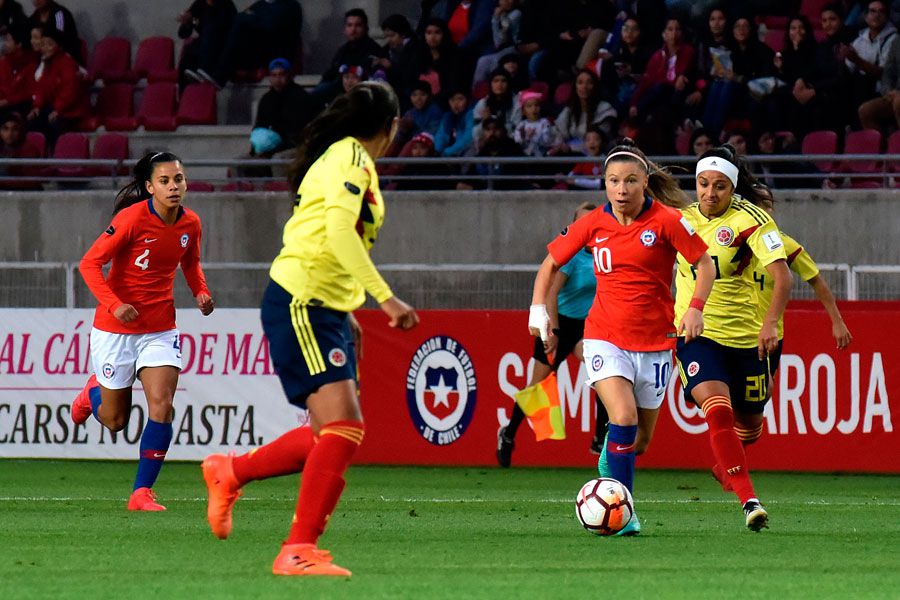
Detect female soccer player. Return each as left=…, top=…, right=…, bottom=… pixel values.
left=497, top=202, right=608, bottom=468
left=674, top=144, right=792, bottom=532
left=529, top=140, right=716, bottom=536
left=201, top=81, right=418, bottom=577
left=71, top=151, right=214, bottom=512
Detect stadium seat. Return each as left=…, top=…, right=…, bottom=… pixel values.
left=220, top=180, right=255, bottom=192
left=763, top=28, right=785, bottom=53
left=801, top=130, right=838, bottom=173
left=90, top=133, right=129, bottom=176
left=176, top=83, right=218, bottom=126
left=262, top=180, right=291, bottom=192
left=137, top=82, right=178, bottom=131
left=471, top=80, right=489, bottom=101
left=187, top=181, right=216, bottom=192
left=841, top=129, right=883, bottom=188
left=886, top=130, right=900, bottom=173
left=25, top=131, right=46, bottom=157
left=800, top=0, right=832, bottom=25
left=528, top=81, right=550, bottom=99
left=95, top=83, right=137, bottom=131
left=52, top=132, right=90, bottom=178
left=88, top=36, right=132, bottom=82
left=133, top=36, right=178, bottom=82
left=758, top=15, right=789, bottom=29
left=553, top=81, right=573, bottom=108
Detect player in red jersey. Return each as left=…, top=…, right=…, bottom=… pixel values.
left=529, top=140, right=716, bottom=535
left=71, top=151, right=214, bottom=511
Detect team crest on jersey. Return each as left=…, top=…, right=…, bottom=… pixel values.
left=640, top=229, right=657, bottom=247
left=714, top=226, right=735, bottom=246
left=406, top=335, right=477, bottom=446
left=180, top=234, right=189, bottom=248
left=687, top=361, right=700, bottom=377
left=591, top=355, right=603, bottom=371
left=328, top=348, right=347, bottom=367
left=102, top=363, right=116, bottom=378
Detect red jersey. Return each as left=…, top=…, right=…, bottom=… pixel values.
left=548, top=197, right=707, bottom=351
left=80, top=199, right=209, bottom=334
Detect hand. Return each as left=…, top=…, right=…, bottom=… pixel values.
left=674, top=75, right=688, bottom=91
left=348, top=312, right=363, bottom=360
left=773, top=54, right=783, bottom=70
left=597, top=49, right=613, bottom=60
left=48, top=111, right=58, bottom=123
left=577, top=27, right=591, bottom=39
left=528, top=304, right=550, bottom=341
left=833, top=321, right=852, bottom=349
left=380, top=296, right=419, bottom=330
left=757, top=322, right=779, bottom=360
left=724, top=68, right=734, bottom=81
left=114, top=303, right=139, bottom=324
left=560, top=31, right=574, bottom=41
left=544, top=330, right=559, bottom=355
left=27, top=107, right=39, bottom=120
left=177, top=11, right=192, bottom=25
left=686, top=90, right=703, bottom=106
left=678, top=307, right=704, bottom=342
left=196, top=292, right=215, bottom=316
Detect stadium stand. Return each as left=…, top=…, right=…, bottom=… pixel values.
left=133, top=36, right=178, bottom=83
left=88, top=36, right=131, bottom=83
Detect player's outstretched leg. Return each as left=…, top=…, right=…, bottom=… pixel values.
left=71, top=374, right=100, bottom=425
left=272, top=420, right=363, bottom=577
left=743, top=499, right=769, bottom=532
left=128, top=419, right=173, bottom=511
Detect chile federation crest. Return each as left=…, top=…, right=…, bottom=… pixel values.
left=406, top=335, right=477, bottom=446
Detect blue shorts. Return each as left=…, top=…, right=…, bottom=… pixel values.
left=260, top=280, right=357, bottom=408
left=675, top=336, right=769, bottom=415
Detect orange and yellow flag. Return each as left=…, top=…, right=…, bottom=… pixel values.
left=513, top=372, right=566, bottom=441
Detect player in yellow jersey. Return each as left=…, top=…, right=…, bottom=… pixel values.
left=674, top=144, right=793, bottom=532
left=201, top=82, right=419, bottom=577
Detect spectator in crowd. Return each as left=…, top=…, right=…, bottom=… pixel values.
left=28, top=0, right=79, bottom=63
left=26, top=25, right=88, bottom=146
left=434, top=87, right=475, bottom=156
left=554, top=69, right=617, bottom=153
left=466, top=114, right=529, bottom=189
left=498, top=51, right=529, bottom=91
left=768, top=15, right=816, bottom=131
left=473, top=0, right=523, bottom=84
left=178, top=0, right=237, bottom=88
left=695, top=6, right=734, bottom=136
left=858, top=33, right=900, bottom=132
left=0, top=24, right=38, bottom=117
left=472, top=67, right=518, bottom=139
left=0, top=0, right=27, bottom=32
left=842, top=0, right=898, bottom=110
left=416, top=17, right=461, bottom=99
left=690, top=126, right=713, bottom=156
left=313, top=8, right=382, bottom=103
left=389, top=132, right=454, bottom=190
left=790, top=3, right=855, bottom=136
left=196, top=0, right=302, bottom=90
left=629, top=16, right=699, bottom=150
left=513, top=89, right=557, bottom=156
left=402, top=79, right=444, bottom=138
left=724, top=17, right=774, bottom=132
left=443, top=0, right=496, bottom=83
left=753, top=129, right=812, bottom=188
left=0, top=111, right=42, bottom=189
left=373, top=14, right=423, bottom=104
left=724, top=129, right=748, bottom=156
left=28, top=20, right=39, bottom=52
left=563, top=124, right=606, bottom=189
left=340, top=63, right=366, bottom=93
left=253, top=58, right=315, bottom=156
left=586, top=14, right=651, bottom=112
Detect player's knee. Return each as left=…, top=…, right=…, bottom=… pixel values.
left=146, top=397, right=174, bottom=422
left=103, top=413, right=128, bottom=432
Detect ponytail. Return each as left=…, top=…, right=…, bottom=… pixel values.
left=114, top=151, right=181, bottom=214
left=289, top=81, right=399, bottom=190
left=697, top=144, right=773, bottom=211
left=604, top=139, right=689, bottom=208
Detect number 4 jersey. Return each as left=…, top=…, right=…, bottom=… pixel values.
left=80, top=199, right=209, bottom=334
left=548, top=197, right=708, bottom=352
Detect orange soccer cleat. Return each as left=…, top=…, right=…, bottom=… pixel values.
left=71, top=374, right=98, bottom=425
left=272, top=544, right=352, bottom=577
left=201, top=453, right=243, bottom=539
left=127, top=487, right=166, bottom=511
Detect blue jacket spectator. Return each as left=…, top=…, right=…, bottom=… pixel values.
left=434, top=89, right=475, bottom=156
left=403, top=80, right=445, bottom=135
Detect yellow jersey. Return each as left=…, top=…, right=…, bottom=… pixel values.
left=748, top=231, right=819, bottom=339
left=675, top=196, right=788, bottom=348
left=269, top=137, right=393, bottom=312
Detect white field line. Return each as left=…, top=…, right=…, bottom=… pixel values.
left=0, top=496, right=897, bottom=507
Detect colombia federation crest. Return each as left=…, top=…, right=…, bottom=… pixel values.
left=406, top=335, right=477, bottom=446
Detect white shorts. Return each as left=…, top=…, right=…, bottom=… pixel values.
left=582, top=339, right=672, bottom=410
left=90, top=328, right=182, bottom=389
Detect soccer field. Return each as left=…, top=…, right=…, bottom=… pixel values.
left=1, top=461, right=898, bottom=599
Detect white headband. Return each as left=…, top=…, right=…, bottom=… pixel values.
left=604, top=150, right=648, bottom=170
left=696, top=156, right=738, bottom=187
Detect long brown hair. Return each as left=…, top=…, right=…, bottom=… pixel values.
left=603, top=139, right=688, bottom=208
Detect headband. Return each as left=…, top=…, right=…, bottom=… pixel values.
left=604, top=150, right=648, bottom=170
left=696, top=155, right=738, bottom=187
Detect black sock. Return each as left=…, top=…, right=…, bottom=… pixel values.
left=506, top=403, right=526, bottom=438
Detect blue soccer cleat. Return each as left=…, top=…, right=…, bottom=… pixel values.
left=597, top=431, right=610, bottom=478
left=614, top=511, right=641, bottom=536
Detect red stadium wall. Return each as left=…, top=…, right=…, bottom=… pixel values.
left=354, top=303, right=898, bottom=473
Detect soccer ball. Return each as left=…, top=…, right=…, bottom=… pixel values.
left=575, top=477, right=634, bottom=535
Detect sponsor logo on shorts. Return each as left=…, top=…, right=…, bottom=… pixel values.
left=640, top=229, right=657, bottom=247
left=328, top=348, right=347, bottom=367
left=715, top=226, right=735, bottom=246
left=180, top=234, right=190, bottom=248
left=687, top=361, right=700, bottom=377
left=102, top=363, right=115, bottom=378
left=406, top=336, right=477, bottom=446
left=591, top=355, right=603, bottom=371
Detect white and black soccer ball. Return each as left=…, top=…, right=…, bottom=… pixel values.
left=575, top=477, right=634, bottom=535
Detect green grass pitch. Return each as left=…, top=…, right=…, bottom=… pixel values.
left=1, top=460, right=898, bottom=599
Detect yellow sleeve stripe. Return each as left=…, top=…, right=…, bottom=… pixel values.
left=320, top=425, right=365, bottom=445
left=289, top=299, right=327, bottom=375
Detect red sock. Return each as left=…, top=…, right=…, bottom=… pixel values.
left=232, top=426, right=315, bottom=485
left=702, top=396, right=756, bottom=504
left=287, top=420, right=364, bottom=545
